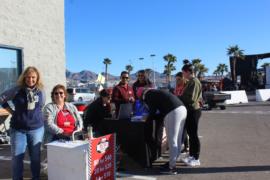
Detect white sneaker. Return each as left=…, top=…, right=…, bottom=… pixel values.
left=186, top=157, right=200, bottom=167
left=177, top=153, right=187, bottom=162
left=181, top=156, right=193, bottom=164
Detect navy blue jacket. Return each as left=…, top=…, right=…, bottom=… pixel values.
left=0, top=86, right=45, bottom=130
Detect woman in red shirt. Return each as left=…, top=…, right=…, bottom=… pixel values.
left=44, top=84, right=83, bottom=141
left=174, top=72, right=187, bottom=96
left=174, top=72, right=189, bottom=153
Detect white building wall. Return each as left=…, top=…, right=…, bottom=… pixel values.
left=0, top=0, right=66, bottom=102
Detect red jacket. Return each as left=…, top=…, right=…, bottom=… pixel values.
left=112, top=83, right=135, bottom=115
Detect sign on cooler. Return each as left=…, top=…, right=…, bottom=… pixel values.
left=89, top=134, right=116, bottom=180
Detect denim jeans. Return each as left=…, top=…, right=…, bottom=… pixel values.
left=10, top=126, right=44, bottom=180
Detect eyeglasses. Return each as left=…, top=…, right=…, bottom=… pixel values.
left=54, top=92, right=64, bottom=95
left=121, top=76, right=129, bottom=79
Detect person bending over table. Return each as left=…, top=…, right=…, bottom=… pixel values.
left=137, top=87, right=187, bottom=175
left=43, top=84, right=83, bottom=142
left=83, top=89, right=112, bottom=136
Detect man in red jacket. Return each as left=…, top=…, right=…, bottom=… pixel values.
left=112, top=71, right=135, bottom=116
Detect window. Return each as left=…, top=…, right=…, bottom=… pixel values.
left=81, top=89, right=90, bottom=93
left=67, top=88, right=74, bottom=94
left=0, top=46, right=22, bottom=94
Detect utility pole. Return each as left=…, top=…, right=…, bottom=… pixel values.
left=139, top=57, right=144, bottom=69
left=150, top=54, right=156, bottom=87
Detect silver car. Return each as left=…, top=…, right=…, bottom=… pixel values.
left=67, top=87, right=96, bottom=102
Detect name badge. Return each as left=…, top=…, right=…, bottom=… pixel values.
left=64, top=121, right=70, bottom=127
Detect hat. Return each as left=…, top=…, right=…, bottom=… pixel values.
left=136, top=87, right=145, bottom=99
left=100, top=89, right=111, bottom=97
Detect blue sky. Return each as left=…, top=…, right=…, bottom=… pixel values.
left=65, top=0, right=270, bottom=76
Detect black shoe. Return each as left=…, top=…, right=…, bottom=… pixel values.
left=160, top=164, right=177, bottom=175
left=160, top=162, right=169, bottom=169
left=161, top=168, right=177, bottom=175
left=181, top=148, right=189, bottom=154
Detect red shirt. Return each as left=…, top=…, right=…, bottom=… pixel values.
left=112, top=83, right=135, bottom=115
left=56, top=109, right=76, bottom=134
left=174, top=84, right=185, bottom=96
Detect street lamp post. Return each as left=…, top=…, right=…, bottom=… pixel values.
left=139, top=57, right=144, bottom=69
left=150, top=54, right=156, bottom=87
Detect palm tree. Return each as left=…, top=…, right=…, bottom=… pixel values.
left=192, top=58, right=201, bottom=64
left=191, top=59, right=202, bottom=77
left=103, top=58, right=112, bottom=82
left=163, top=53, right=177, bottom=83
left=213, top=69, right=220, bottom=76
left=216, top=63, right=228, bottom=76
left=125, top=64, right=133, bottom=74
left=227, top=45, right=244, bottom=85
left=191, top=58, right=209, bottom=77
left=163, top=64, right=176, bottom=83
left=197, top=64, right=208, bottom=77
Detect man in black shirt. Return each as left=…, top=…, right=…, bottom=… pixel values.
left=83, top=89, right=112, bottom=136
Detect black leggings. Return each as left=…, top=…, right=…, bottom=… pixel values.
left=186, top=109, right=201, bottom=159
left=181, top=124, right=189, bottom=150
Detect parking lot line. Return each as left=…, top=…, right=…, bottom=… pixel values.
left=117, top=172, right=156, bottom=180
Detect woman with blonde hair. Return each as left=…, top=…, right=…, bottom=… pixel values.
left=43, top=84, right=82, bottom=141
left=0, top=66, right=45, bottom=180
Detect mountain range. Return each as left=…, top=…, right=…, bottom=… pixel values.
left=66, top=69, right=167, bottom=82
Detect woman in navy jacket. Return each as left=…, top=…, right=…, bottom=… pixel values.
left=0, top=66, right=45, bottom=180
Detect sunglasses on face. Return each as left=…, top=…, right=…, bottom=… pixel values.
left=121, top=76, right=129, bottom=79
left=54, top=91, right=64, bottom=95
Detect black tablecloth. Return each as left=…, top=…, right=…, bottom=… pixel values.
left=101, top=118, right=164, bottom=168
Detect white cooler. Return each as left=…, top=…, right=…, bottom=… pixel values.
left=47, top=140, right=89, bottom=180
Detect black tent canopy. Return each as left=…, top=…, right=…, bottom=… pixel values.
left=229, top=52, right=270, bottom=89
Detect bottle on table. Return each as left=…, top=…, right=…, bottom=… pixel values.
left=87, top=126, right=93, bottom=139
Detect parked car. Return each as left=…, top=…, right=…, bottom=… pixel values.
left=202, top=91, right=231, bottom=110
left=67, top=87, right=96, bottom=102
left=72, top=101, right=89, bottom=116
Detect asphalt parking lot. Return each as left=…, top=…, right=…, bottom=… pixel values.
left=1, top=101, right=270, bottom=180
